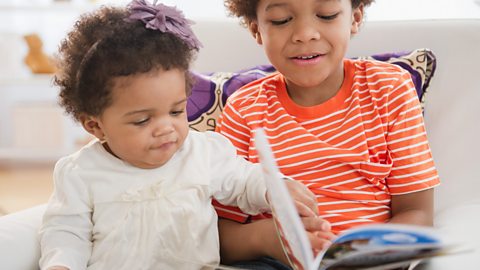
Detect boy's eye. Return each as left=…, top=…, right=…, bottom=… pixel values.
left=132, top=118, right=150, bottom=126
left=271, top=17, right=292, bottom=25
left=318, top=12, right=339, bottom=21
left=170, top=110, right=184, bottom=116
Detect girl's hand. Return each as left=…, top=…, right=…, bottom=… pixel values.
left=48, top=267, right=69, bottom=270
left=284, top=178, right=318, bottom=216
left=284, top=179, right=336, bottom=253
left=302, top=215, right=336, bottom=254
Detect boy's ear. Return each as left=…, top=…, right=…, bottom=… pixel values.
left=351, top=3, right=364, bottom=35
left=80, top=114, right=105, bottom=141
left=248, top=21, right=263, bottom=45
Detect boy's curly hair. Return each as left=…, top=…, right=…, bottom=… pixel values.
left=55, top=6, right=195, bottom=122
left=225, top=0, right=375, bottom=26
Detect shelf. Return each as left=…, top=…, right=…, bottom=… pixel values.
left=0, top=147, right=70, bottom=164
left=0, top=1, right=129, bottom=12
left=0, top=74, right=55, bottom=86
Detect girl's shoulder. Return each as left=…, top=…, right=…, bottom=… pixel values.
left=54, top=139, right=121, bottom=175
left=185, top=131, right=236, bottom=153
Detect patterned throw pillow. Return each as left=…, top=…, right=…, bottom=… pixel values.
left=187, top=48, right=436, bottom=132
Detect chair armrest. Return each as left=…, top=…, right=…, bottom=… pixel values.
left=427, top=203, right=480, bottom=269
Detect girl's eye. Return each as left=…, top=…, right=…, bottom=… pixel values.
left=170, top=110, right=184, bottom=116
left=132, top=118, right=150, bottom=126
left=271, top=17, right=292, bottom=25
left=318, top=13, right=339, bottom=21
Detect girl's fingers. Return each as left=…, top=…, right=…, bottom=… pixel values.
left=308, top=232, right=332, bottom=251
left=314, top=230, right=337, bottom=241
left=285, top=179, right=319, bottom=215
left=301, top=216, right=332, bottom=232
left=294, top=200, right=316, bottom=217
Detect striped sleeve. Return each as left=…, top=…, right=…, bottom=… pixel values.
left=385, top=70, right=440, bottom=194
left=216, top=99, right=252, bottom=159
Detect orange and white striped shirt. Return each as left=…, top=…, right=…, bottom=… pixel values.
left=215, top=59, right=440, bottom=234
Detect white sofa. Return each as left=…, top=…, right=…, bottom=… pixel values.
left=1, top=18, right=479, bottom=269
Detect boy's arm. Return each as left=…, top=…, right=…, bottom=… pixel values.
left=218, top=218, right=287, bottom=264
left=389, top=188, right=434, bottom=226
left=385, top=70, right=439, bottom=226
left=218, top=215, right=334, bottom=265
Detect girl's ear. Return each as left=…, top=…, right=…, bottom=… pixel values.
left=351, top=3, right=365, bottom=35
left=248, top=21, right=263, bottom=45
left=80, top=114, right=105, bottom=141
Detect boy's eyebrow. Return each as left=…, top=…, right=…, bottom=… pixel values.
left=316, top=0, right=340, bottom=4
left=123, top=98, right=188, bottom=117
left=265, top=0, right=339, bottom=11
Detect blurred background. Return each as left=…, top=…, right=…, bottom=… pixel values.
left=0, top=0, right=478, bottom=215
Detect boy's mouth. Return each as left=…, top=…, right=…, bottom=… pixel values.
left=293, top=54, right=320, bottom=60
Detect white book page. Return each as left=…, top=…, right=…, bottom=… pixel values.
left=254, top=129, right=318, bottom=270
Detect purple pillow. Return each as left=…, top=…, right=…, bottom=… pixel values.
left=188, top=48, right=436, bottom=132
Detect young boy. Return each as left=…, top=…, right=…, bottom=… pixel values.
left=215, top=0, right=440, bottom=268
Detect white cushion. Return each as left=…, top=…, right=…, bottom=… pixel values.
left=0, top=204, right=46, bottom=270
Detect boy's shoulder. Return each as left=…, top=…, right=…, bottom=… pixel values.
left=226, top=72, right=281, bottom=107
left=347, top=58, right=410, bottom=91
left=348, top=58, right=407, bottom=76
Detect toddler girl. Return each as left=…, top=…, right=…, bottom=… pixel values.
left=39, top=1, right=322, bottom=269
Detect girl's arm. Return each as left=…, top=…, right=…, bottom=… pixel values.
left=39, top=158, right=93, bottom=270
left=389, top=189, right=434, bottom=226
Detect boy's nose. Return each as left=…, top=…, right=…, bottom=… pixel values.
left=291, top=19, right=321, bottom=43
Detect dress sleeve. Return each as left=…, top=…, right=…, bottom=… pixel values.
left=39, top=158, right=93, bottom=270
left=385, top=70, right=440, bottom=194
left=205, top=132, right=269, bottom=216
left=214, top=100, right=264, bottom=222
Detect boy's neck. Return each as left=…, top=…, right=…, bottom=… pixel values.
left=285, top=62, right=345, bottom=107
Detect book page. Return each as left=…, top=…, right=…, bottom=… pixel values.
left=254, top=129, right=316, bottom=270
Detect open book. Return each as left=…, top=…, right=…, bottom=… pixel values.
left=253, top=128, right=462, bottom=270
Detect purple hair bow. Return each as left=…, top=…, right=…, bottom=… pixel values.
left=127, top=0, right=202, bottom=50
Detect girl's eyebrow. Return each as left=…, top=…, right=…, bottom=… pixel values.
left=123, top=98, right=188, bottom=117
left=174, top=98, right=188, bottom=105
left=123, top=109, right=152, bottom=117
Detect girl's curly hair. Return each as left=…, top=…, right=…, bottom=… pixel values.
left=224, top=0, right=375, bottom=26
left=55, top=6, right=195, bottom=122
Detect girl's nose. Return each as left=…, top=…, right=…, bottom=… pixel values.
left=153, top=121, right=174, bottom=137
left=291, top=18, right=321, bottom=43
